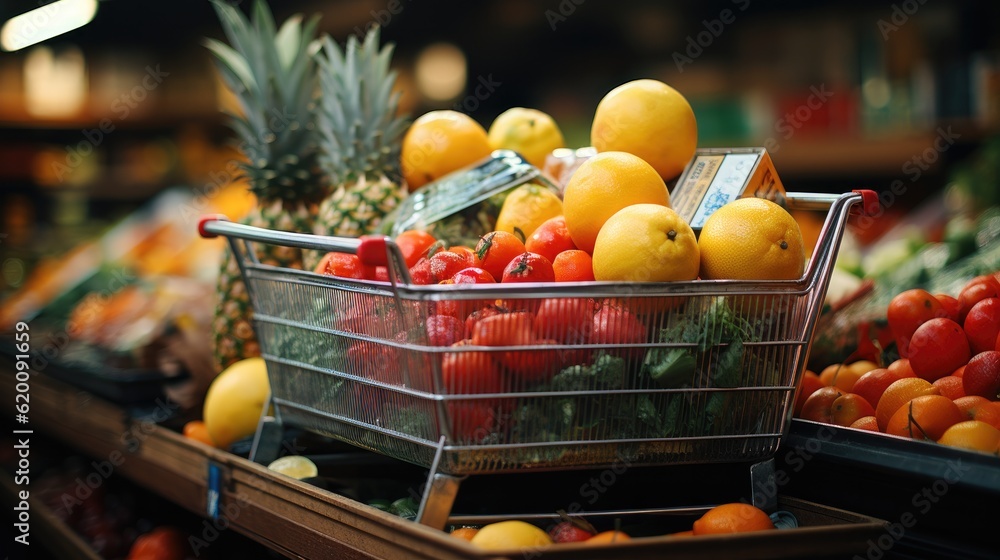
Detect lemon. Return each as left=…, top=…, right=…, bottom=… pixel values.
left=494, top=183, right=563, bottom=239
left=487, top=107, right=565, bottom=168
left=562, top=151, right=670, bottom=254
left=591, top=79, right=697, bottom=181
left=203, top=357, right=270, bottom=449
left=402, top=110, right=492, bottom=191
left=267, top=456, right=319, bottom=480
left=698, top=197, right=805, bottom=281
left=470, top=520, right=553, bottom=550
left=593, top=204, right=699, bottom=282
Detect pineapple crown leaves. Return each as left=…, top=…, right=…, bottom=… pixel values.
left=315, top=25, right=409, bottom=186
left=203, top=0, right=326, bottom=201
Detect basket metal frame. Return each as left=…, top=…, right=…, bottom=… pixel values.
left=200, top=190, right=875, bottom=528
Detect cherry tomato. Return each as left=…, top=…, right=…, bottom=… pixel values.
left=591, top=303, right=647, bottom=358
left=448, top=245, right=481, bottom=268
left=935, top=293, right=962, bottom=323
left=475, top=231, right=526, bottom=281
left=314, top=252, right=375, bottom=279
left=533, top=298, right=594, bottom=344
left=464, top=304, right=508, bottom=336
left=549, top=520, right=596, bottom=543
left=471, top=311, right=534, bottom=347
left=964, top=297, right=1000, bottom=355
left=441, top=341, right=505, bottom=442
left=395, top=230, right=437, bottom=268
left=347, top=340, right=403, bottom=385
left=500, top=339, right=562, bottom=385
left=886, top=289, right=944, bottom=356
left=958, top=275, right=1000, bottom=323
left=425, top=315, right=465, bottom=347
left=451, top=267, right=496, bottom=284
left=908, top=318, right=971, bottom=381
left=429, top=251, right=469, bottom=282
left=525, top=216, right=577, bottom=263
left=501, top=252, right=555, bottom=283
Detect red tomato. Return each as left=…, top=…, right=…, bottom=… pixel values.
left=935, top=293, right=962, bottom=323
left=314, top=252, right=375, bottom=279
left=430, top=251, right=469, bottom=282
left=958, top=275, right=1000, bottom=323
left=374, top=266, right=390, bottom=282
left=464, top=305, right=508, bottom=336
left=525, top=216, right=577, bottom=263
left=409, top=257, right=433, bottom=285
left=963, top=350, right=1000, bottom=400
left=533, top=298, right=595, bottom=344
left=475, top=231, right=526, bottom=280
left=886, top=289, right=944, bottom=356
left=441, top=342, right=505, bottom=441
left=500, top=338, right=563, bottom=385
left=395, top=230, right=437, bottom=268
left=449, top=245, right=481, bottom=268
left=501, top=252, right=556, bottom=283
left=127, top=527, right=188, bottom=560
left=549, top=520, right=596, bottom=543
left=426, top=315, right=465, bottom=347
left=471, top=312, right=534, bottom=347
left=908, top=318, right=971, bottom=382
left=347, top=340, right=403, bottom=385
left=964, top=297, right=1000, bottom=355
left=451, top=267, right=496, bottom=284
left=591, top=304, right=647, bottom=358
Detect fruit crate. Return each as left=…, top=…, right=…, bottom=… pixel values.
left=199, top=188, right=878, bottom=528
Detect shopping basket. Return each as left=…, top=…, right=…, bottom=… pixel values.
left=199, top=189, right=878, bottom=528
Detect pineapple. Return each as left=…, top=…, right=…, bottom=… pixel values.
left=306, top=26, right=408, bottom=269
left=205, top=0, right=326, bottom=371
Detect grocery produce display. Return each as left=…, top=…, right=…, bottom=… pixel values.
left=6, top=1, right=1000, bottom=558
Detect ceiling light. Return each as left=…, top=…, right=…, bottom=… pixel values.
left=1, top=0, right=99, bottom=52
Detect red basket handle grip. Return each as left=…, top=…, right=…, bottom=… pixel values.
left=851, top=189, right=880, bottom=217
left=198, top=214, right=230, bottom=239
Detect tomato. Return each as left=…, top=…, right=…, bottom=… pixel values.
left=409, top=257, right=433, bottom=285
left=127, top=527, right=188, bottom=560
left=501, top=252, right=555, bottom=283
left=314, top=252, right=375, bottom=279
left=442, top=341, right=505, bottom=442
left=533, top=298, right=594, bottom=344
left=430, top=251, right=469, bottom=282
left=525, top=216, right=577, bottom=263
left=908, top=318, right=971, bottom=382
left=395, top=230, right=437, bottom=268
left=935, top=293, right=962, bottom=323
left=963, top=350, right=1000, bottom=400
left=451, top=267, right=496, bottom=284
left=475, top=231, right=526, bottom=280
left=448, top=245, right=481, bottom=268
left=471, top=311, right=534, bottom=347
left=886, top=289, right=944, bottom=356
left=336, top=301, right=401, bottom=336
left=374, top=266, right=390, bottom=282
left=347, top=340, right=403, bottom=385
left=425, top=315, right=465, bottom=347
left=464, top=304, right=508, bottom=336
left=500, top=339, right=562, bottom=385
left=549, top=520, right=596, bottom=543
left=964, top=297, right=1000, bottom=355
left=958, top=275, right=1000, bottom=323
left=182, top=420, right=215, bottom=447
left=591, top=304, right=647, bottom=358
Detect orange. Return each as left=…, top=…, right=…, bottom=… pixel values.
left=401, top=110, right=492, bottom=191
left=932, top=376, right=966, bottom=400
left=591, top=79, right=697, bottom=181
left=487, top=107, right=565, bottom=168
left=592, top=204, right=699, bottom=282
left=887, top=358, right=917, bottom=379
left=182, top=420, right=216, bottom=447
left=692, top=503, right=775, bottom=535
left=584, top=530, right=631, bottom=545
left=885, top=395, right=964, bottom=440
left=937, top=420, right=1000, bottom=454
left=953, top=395, right=992, bottom=419
left=552, top=250, right=595, bottom=282
left=562, top=151, right=670, bottom=254
left=450, top=527, right=480, bottom=541
left=698, top=198, right=806, bottom=281
left=819, top=362, right=871, bottom=393
left=875, top=378, right=940, bottom=431
left=793, top=370, right=825, bottom=417
left=849, top=416, right=879, bottom=431
left=494, top=183, right=563, bottom=239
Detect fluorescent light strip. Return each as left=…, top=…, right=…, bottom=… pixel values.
left=1, top=0, right=99, bottom=52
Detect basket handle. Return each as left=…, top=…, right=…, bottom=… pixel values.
left=198, top=215, right=411, bottom=279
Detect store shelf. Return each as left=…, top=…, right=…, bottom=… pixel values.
left=0, top=368, right=894, bottom=560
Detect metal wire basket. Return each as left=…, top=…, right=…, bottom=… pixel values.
left=201, top=190, right=876, bottom=480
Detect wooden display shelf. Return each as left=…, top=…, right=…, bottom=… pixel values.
left=3, top=371, right=889, bottom=560
left=1, top=473, right=102, bottom=560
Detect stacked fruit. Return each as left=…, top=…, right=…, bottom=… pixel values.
left=795, top=274, right=1000, bottom=456
left=448, top=502, right=776, bottom=550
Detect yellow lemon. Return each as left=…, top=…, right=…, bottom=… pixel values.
left=203, top=357, right=270, bottom=449
left=698, top=197, right=805, bottom=281
left=494, top=182, right=563, bottom=239
left=470, top=520, right=553, bottom=550
left=593, top=204, right=699, bottom=282
left=401, top=110, right=492, bottom=191
left=591, top=79, right=698, bottom=181
left=487, top=107, right=565, bottom=168
left=267, top=456, right=319, bottom=480
left=562, top=151, right=669, bottom=254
